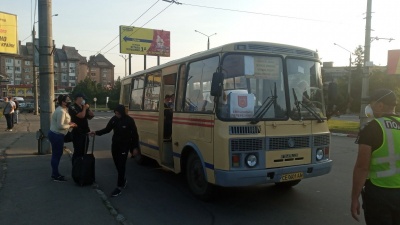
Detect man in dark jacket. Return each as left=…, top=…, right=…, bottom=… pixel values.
left=89, top=104, right=139, bottom=197
left=69, top=93, right=94, bottom=162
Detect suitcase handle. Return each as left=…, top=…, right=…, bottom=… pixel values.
left=84, top=134, right=95, bottom=154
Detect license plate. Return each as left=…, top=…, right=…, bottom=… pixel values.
left=280, top=172, right=304, bottom=182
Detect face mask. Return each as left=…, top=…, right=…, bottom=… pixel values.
left=365, top=104, right=374, bottom=117
left=66, top=102, right=72, bottom=107
left=81, top=100, right=86, bottom=105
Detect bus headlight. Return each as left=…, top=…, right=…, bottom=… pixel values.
left=316, top=149, right=324, bottom=161
left=245, top=154, right=257, bottom=167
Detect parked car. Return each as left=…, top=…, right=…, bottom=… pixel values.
left=20, top=101, right=35, bottom=113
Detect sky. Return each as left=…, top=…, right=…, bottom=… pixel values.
left=1, top=0, right=400, bottom=79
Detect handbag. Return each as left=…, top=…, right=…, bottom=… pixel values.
left=64, top=131, right=73, bottom=143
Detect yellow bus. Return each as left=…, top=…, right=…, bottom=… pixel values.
left=120, top=41, right=332, bottom=200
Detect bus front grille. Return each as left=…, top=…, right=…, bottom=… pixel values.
left=268, top=136, right=310, bottom=150
left=229, top=125, right=261, bottom=135
left=230, top=138, right=264, bottom=152
left=313, top=134, right=330, bottom=146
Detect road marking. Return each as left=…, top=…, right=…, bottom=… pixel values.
left=93, top=116, right=112, bottom=120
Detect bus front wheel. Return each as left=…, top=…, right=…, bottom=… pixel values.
left=186, top=153, right=214, bottom=201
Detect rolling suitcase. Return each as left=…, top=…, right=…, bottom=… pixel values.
left=72, top=135, right=95, bottom=186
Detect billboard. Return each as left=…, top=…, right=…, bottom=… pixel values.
left=119, top=26, right=170, bottom=57
left=387, top=50, right=400, bottom=75
left=0, top=12, right=18, bottom=54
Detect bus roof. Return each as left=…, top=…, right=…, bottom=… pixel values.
left=122, top=41, right=319, bottom=81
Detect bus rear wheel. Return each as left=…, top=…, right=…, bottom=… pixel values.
left=186, top=153, right=214, bottom=201
left=274, top=180, right=301, bottom=188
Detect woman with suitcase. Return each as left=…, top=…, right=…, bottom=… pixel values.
left=89, top=104, right=139, bottom=197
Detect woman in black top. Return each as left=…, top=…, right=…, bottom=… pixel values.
left=89, top=104, right=139, bottom=197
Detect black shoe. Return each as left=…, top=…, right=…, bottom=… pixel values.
left=52, top=175, right=67, bottom=182
left=111, top=188, right=122, bottom=197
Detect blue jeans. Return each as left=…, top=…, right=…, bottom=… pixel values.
left=48, top=130, right=65, bottom=177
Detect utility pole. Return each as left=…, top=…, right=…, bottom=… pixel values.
left=359, top=0, right=372, bottom=128
left=128, top=54, right=132, bottom=75
left=32, top=25, right=39, bottom=115
left=38, top=0, right=55, bottom=154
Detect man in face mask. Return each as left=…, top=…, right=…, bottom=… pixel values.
left=68, top=93, right=95, bottom=162
left=351, top=89, right=400, bottom=224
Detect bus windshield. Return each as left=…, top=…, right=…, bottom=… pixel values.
left=287, top=58, right=325, bottom=121
left=217, top=54, right=326, bottom=121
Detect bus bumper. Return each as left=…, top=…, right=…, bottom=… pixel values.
left=214, top=160, right=332, bottom=187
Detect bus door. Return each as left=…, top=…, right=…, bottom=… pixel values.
left=160, top=73, right=176, bottom=168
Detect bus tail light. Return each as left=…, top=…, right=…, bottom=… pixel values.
left=232, top=154, right=240, bottom=167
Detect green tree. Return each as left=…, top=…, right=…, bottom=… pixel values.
left=71, top=76, right=98, bottom=104
left=107, top=76, right=121, bottom=109
left=348, top=45, right=365, bottom=112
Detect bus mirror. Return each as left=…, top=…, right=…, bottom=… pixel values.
left=211, top=72, right=224, bottom=97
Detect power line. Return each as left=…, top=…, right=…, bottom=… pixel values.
left=103, top=2, right=174, bottom=55
left=177, top=1, right=330, bottom=23
left=22, top=35, right=32, bottom=42
left=97, top=0, right=160, bottom=54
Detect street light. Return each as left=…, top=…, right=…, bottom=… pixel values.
left=334, top=43, right=353, bottom=113
left=120, top=55, right=128, bottom=77
left=34, top=14, right=58, bottom=24
left=194, top=30, right=217, bottom=50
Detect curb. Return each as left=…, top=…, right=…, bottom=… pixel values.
left=92, top=110, right=112, bottom=113
left=64, top=148, right=132, bottom=225
left=331, top=133, right=358, bottom=138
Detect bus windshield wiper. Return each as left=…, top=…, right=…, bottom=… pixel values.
left=250, top=83, right=277, bottom=124
left=291, top=88, right=324, bottom=123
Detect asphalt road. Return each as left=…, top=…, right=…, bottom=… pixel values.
left=86, top=112, right=362, bottom=225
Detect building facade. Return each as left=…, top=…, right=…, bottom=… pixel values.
left=87, top=54, right=115, bottom=89
left=0, top=42, right=114, bottom=98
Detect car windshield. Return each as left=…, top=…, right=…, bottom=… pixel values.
left=216, top=54, right=326, bottom=121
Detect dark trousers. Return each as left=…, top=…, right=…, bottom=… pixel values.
left=13, top=110, right=18, bottom=123
left=362, top=181, right=400, bottom=225
left=72, top=132, right=89, bottom=162
left=111, top=141, right=129, bottom=187
left=4, top=114, right=13, bottom=129
left=48, top=130, right=65, bottom=177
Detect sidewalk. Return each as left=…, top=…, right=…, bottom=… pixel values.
left=0, top=113, right=127, bottom=225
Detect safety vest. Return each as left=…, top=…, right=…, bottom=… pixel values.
left=368, top=117, right=400, bottom=188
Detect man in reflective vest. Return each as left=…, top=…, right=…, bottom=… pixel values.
left=351, top=88, right=400, bottom=224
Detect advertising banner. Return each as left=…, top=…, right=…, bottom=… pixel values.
left=0, top=12, right=18, bottom=54
left=387, top=50, right=400, bottom=75
left=119, top=26, right=170, bottom=56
